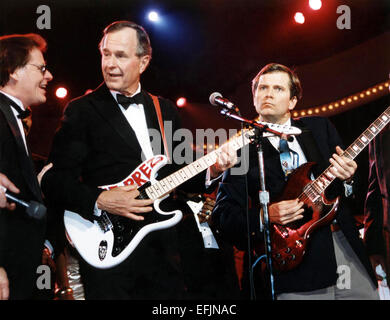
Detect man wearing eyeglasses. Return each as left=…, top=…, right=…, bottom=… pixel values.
left=0, top=33, right=53, bottom=299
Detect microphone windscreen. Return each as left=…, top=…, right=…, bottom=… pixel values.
left=26, top=201, right=47, bottom=220
left=209, top=92, right=222, bottom=106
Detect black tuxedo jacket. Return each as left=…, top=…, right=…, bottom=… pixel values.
left=213, top=116, right=377, bottom=294
left=0, top=92, right=46, bottom=299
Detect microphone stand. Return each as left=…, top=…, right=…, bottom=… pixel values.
left=252, top=127, right=275, bottom=300
left=219, top=108, right=294, bottom=301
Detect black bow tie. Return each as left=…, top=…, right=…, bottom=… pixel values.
left=116, top=93, right=142, bottom=110
left=9, top=100, right=31, bottom=119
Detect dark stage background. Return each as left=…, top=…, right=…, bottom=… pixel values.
left=1, top=0, right=389, bottom=218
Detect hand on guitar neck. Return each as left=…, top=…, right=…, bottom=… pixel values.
left=96, top=185, right=154, bottom=221
left=328, top=146, right=357, bottom=183
left=209, top=144, right=238, bottom=179
left=270, top=145, right=357, bottom=226
left=197, top=197, right=216, bottom=224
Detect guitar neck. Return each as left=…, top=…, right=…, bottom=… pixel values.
left=145, top=128, right=255, bottom=200
left=310, top=106, right=390, bottom=194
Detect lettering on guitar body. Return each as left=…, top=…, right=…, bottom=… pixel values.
left=102, top=155, right=165, bottom=190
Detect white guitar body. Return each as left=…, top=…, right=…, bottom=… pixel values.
left=63, top=121, right=304, bottom=269
left=64, top=155, right=183, bottom=269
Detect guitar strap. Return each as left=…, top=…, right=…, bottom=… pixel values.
left=147, top=93, right=171, bottom=163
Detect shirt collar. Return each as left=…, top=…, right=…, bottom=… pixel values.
left=0, top=90, right=26, bottom=111
left=278, top=117, right=291, bottom=127
left=262, top=117, right=293, bottom=144
left=110, top=83, right=142, bottom=103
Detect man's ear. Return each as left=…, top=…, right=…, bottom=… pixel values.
left=139, top=55, right=151, bottom=74
left=288, top=96, right=298, bottom=111
left=8, top=68, right=22, bottom=83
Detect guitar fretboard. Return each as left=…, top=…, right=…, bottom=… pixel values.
left=303, top=106, right=390, bottom=201
left=144, top=128, right=255, bottom=200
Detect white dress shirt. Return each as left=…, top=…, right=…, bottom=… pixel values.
left=110, top=84, right=154, bottom=160
left=266, top=118, right=308, bottom=167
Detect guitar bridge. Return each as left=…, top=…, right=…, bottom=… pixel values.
left=96, top=211, right=113, bottom=233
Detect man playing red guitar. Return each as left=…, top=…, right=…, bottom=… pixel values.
left=213, top=63, right=379, bottom=300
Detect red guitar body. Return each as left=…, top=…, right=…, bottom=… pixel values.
left=270, top=162, right=339, bottom=272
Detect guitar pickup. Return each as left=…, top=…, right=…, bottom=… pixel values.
left=96, top=211, right=113, bottom=233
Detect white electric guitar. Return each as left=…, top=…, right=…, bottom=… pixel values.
left=64, top=122, right=302, bottom=269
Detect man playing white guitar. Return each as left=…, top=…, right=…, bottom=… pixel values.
left=41, top=21, right=237, bottom=300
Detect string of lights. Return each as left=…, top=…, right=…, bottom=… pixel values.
left=293, top=80, right=389, bottom=117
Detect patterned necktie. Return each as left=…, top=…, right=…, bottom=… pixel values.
left=116, top=93, right=142, bottom=109
left=279, top=138, right=298, bottom=178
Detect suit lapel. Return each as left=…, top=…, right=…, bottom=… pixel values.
left=90, top=84, right=143, bottom=156
left=261, top=135, right=280, bottom=158
left=263, top=135, right=286, bottom=181
left=0, top=94, right=27, bottom=156
left=292, top=118, right=327, bottom=176
left=141, top=91, right=164, bottom=154
left=141, top=91, right=161, bottom=133
left=0, top=93, right=42, bottom=201
left=91, top=85, right=165, bottom=160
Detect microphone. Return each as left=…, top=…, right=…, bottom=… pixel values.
left=1, top=187, right=46, bottom=220
left=209, top=92, right=240, bottom=113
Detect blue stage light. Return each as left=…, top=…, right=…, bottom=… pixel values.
left=148, top=11, right=160, bottom=22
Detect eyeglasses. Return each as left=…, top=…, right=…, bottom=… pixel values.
left=27, top=64, right=49, bottom=75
